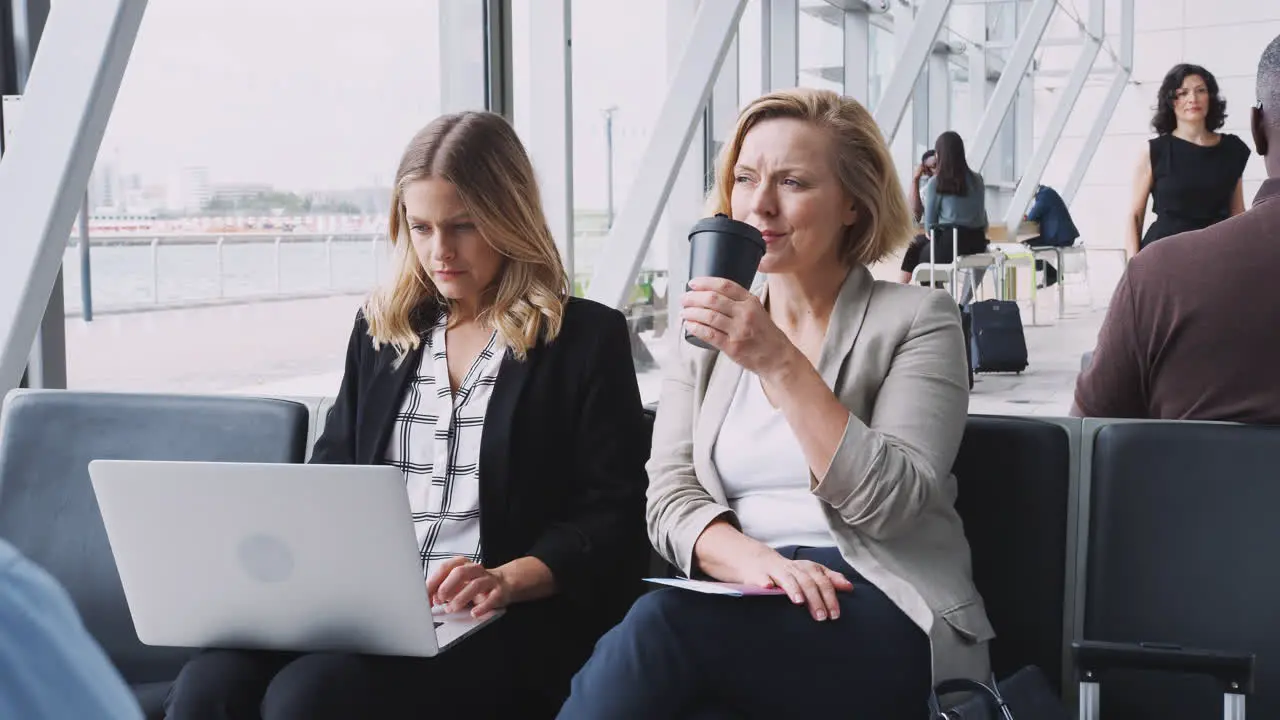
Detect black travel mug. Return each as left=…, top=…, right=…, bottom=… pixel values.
left=684, top=214, right=766, bottom=349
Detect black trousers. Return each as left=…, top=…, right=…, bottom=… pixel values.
left=557, top=546, right=932, bottom=720
left=1023, top=236, right=1065, bottom=287
left=164, top=618, right=554, bottom=720
left=900, top=227, right=990, bottom=273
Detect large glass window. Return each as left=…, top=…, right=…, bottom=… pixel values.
left=568, top=0, right=668, bottom=294
left=799, top=1, right=844, bottom=93
left=868, top=24, right=895, bottom=112
left=568, top=0, right=678, bottom=404
left=63, top=0, right=475, bottom=396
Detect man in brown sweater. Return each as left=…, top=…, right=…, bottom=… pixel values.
left=1073, top=33, right=1280, bottom=422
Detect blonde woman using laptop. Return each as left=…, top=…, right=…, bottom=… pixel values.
left=558, top=89, right=993, bottom=719
left=165, top=112, right=649, bottom=720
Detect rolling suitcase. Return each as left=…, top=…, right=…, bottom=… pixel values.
left=1073, top=640, right=1254, bottom=720
left=968, top=299, right=1028, bottom=373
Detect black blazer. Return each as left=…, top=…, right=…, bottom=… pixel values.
left=311, top=297, right=649, bottom=690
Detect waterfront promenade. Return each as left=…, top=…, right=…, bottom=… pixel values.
left=63, top=285, right=1112, bottom=415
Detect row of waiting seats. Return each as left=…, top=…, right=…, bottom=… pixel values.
left=0, top=390, right=1275, bottom=718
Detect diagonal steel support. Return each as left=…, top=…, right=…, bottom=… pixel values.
left=0, top=0, right=149, bottom=396
left=1061, top=71, right=1128, bottom=204
left=1062, top=0, right=1133, bottom=204
left=586, top=0, right=747, bottom=310
left=872, top=0, right=952, bottom=141
left=969, top=0, right=1055, bottom=171
left=1005, top=0, right=1105, bottom=227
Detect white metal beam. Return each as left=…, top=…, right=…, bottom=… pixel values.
left=1004, top=42, right=1101, bottom=226
left=525, top=0, right=575, bottom=281
left=968, top=0, right=1055, bottom=171
left=1062, top=0, right=1132, bottom=204
left=586, top=0, right=748, bottom=310
left=1062, top=70, right=1125, bottom=204
left=927, top=51, right=951, bottom=143
left=0, top=0, right=148, bottom=396
left=963, top=5, right=987, bottom=140
left=709, top=35, right=740, bottom=160
left=1119, top=0, right=1134, bottom=70
left=6, top=0, right=66, bottom=391
left=1005, top=0, right=1103, bottom=225
left=744, top=0, right=768, bottom=102
left=843, top=8, right=870, bottom=104
left=872, top=0, right=953, bottom=141
left=767, top=0, right=798, bottom=91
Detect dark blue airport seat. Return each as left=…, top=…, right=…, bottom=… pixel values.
left=685, top=414, right=1075, bottom=718
left=1084, top=421, right=1280, bottom=718
left=0, top=390, right=309, bottom=719
left=951, top=415, right=1073, bottom=691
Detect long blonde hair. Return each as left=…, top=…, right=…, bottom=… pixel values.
left=363, top=112, right=569, bottom=361
left=706, top=88, right=913, bottom=266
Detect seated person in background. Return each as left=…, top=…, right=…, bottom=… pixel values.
left=0, top=538, right=142, bottom=719
left=1023, top=183, right=1080, bottom=288
left=1073, top=33, right=1280, bottom=423
left=558, top=88, right=993, bottom=719
left=899, top=131, right=990, bottom=305
left=909, top=149, right=937, bottom=224
left=164, top=111, right=649, bottom=720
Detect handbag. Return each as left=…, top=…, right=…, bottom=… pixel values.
left=929, top=666, right=1070, bottom=720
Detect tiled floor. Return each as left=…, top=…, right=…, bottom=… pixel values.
left=968, top=301, right=1106, bottom=418
left=875, top=246, right=1120, bottom=418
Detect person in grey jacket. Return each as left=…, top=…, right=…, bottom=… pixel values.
left=0, top=538, right=141, bottom=719
left=558, top=88, right=992, bottom=720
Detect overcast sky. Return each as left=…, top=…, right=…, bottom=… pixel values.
left=96, top=0, right=670, bottom=209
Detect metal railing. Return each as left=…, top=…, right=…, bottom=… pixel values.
left=64, top=228, right=670, bottom=318
left=66, top=232, right=386, bottom=315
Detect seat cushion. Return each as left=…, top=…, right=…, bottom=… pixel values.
left=132, top=681, right=172, bottom=720
left=0, top=390, right=309, bottom=686
left=952, top=415, right=1071, bottom=687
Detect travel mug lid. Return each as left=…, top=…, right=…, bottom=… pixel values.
left=688, top=214, right=766, bottom=253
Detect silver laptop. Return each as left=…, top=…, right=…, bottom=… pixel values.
left=88, top=460, right=501, bottom=657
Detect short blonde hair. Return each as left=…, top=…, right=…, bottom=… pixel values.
left=363, top=112, right=569, bottom=361
left=706, top=88, right=913, bottom=267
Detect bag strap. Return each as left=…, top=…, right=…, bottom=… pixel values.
left=929, top=676, right=1016, bottom=720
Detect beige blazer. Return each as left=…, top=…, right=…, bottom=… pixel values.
left=646, top=264, right=995, bottom=683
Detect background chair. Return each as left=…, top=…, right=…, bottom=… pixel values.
left=911, top=225, right=999, bottom=306
left=1031, top=244, right=1090, bottom=318
left=1081, top=420, right=1280, bottom=718
left=0, top=390, right=309, bottom=719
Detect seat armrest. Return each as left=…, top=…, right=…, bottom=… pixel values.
left=1072, top=640, right=1253, bottom=694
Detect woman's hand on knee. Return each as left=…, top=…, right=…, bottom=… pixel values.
left=744, top=551, right=853, bottom=622
left=693, top=523, right=852, bottom=621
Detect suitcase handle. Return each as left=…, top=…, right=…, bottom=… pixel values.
left=1072, top=640, right=1254, bottom=694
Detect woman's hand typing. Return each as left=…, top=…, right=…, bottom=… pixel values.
left=426, top=556, right=556, bottom=619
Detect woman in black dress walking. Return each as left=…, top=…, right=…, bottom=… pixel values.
left=1126, top=63, right=1251, bottom=257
